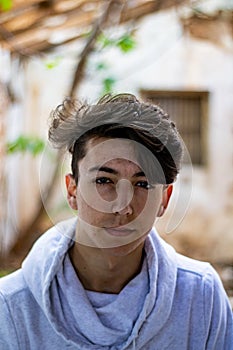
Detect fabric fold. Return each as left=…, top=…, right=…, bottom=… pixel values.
left=22, top=217, right=177, bottom=349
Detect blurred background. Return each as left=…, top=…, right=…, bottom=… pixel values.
left=0, top=0, right=232, bottom=305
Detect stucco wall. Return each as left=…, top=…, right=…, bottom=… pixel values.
left=5, top=8, right=233, bottom=262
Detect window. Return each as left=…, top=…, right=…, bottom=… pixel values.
left=140, top=90, right=209, bottom=165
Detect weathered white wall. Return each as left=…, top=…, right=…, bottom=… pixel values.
left=6, top=7, right=233, bottom=261
left=0, top=51, right=27, bottom=249
left=82, top=9, right=233, bottom=262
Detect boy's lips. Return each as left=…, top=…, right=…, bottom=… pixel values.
left=104, top=227, right=135, bottom=237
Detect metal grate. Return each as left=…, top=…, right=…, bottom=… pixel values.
left=140, top=90, right=209, bottom=165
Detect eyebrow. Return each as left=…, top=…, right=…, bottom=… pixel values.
left=88, top=166, right=146, bottom=178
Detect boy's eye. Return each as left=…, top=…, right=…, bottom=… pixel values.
left=95, top=177, right=113, bottom=185
left=136, top=181, right=154, bottom=190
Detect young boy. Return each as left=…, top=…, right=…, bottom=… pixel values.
left=0, top=93, right=232, bottom=349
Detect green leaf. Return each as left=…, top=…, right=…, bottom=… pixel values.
left=117, top=34, right=136, bottom=53
left=0, top=0, right=13, bottom=11
left=97, top=33, right=114, bottom=48
left=45, top=57, right=61, bottom=70
left=28, top=139, right=45, bottom=155
left=96, top=62, right=108, bottom=71
left=102, top=77, right=116, bottom=94
left=97, top=32, right=136, bottom=53
left=7, top=136, right=27, bottom=153
left=7, top=136, right=45, bottom=156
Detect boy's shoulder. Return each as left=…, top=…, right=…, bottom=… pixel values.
left=174, top=252, right=225, bottom=297
left=0, top=269, right=27, bottom=299
left=176, top=253, right=212, bottom=277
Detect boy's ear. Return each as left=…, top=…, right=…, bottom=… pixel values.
left=65, top=174, right=78, bottom=210
left=157, top=184, right=173, bottom=217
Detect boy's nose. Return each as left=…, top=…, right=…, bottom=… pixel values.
left=112, top=179, right=134, bottom=216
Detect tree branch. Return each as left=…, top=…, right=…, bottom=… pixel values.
left=6, top=151, right=62, bottom=267
left=69, top=0, right=118, bottom=97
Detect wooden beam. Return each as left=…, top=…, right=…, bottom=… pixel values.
left=121, top=0, right=187, bottom=22
left=0, top=0, right=54, bottom=23
left=181, top=11, right=233, bottom=49
left=0, top=8, right=96, bottom=51
left=11, top=33, right=87, bottom=55
left=0, top=0, right=189, bottom=55
left=0, top=11, right=94, bottom=54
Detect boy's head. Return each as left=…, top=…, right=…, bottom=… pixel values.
left=49, top=93, right=183, bottom=185
left=48, top=93, right=184, bottom=249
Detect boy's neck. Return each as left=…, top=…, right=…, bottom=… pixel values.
left=69, top=242, right=145, bottom=294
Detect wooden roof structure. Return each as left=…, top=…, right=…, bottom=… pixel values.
left=181, top=9, right=233, bottom=50
left=0, top=0, right=188, bottom=56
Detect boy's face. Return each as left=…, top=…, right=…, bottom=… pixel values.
left=66, top=137, right=172, bottom=252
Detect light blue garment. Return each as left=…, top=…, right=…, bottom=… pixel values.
left=0, top=218, right=232, bottom=349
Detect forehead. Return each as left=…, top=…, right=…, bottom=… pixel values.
left=80, top=137, right=141, bottom=171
